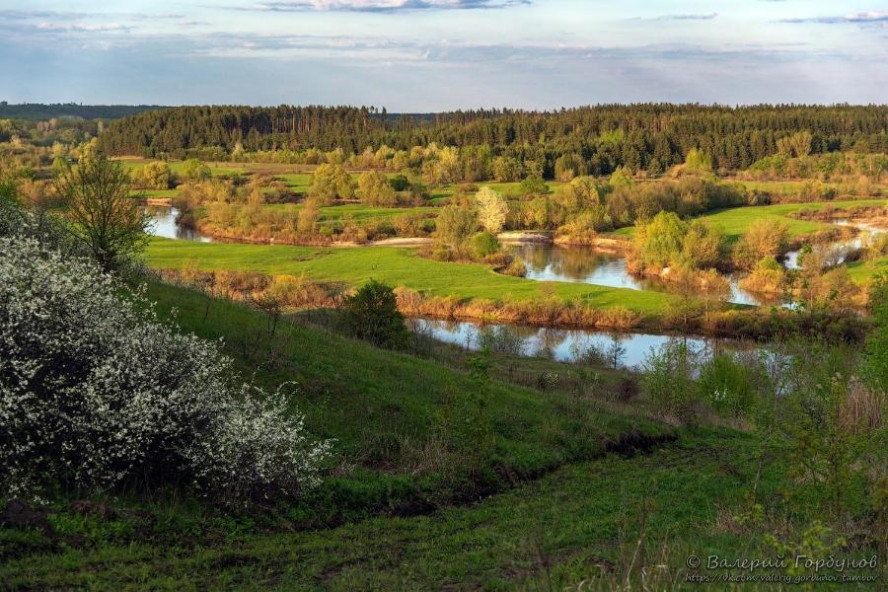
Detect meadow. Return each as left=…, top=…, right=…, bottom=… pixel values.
left=613, top=199, right=887, bottom=240
left=145, top=239, right=675, bottom=314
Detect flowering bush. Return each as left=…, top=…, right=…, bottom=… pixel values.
left=0, top=235, right=331, bottom=504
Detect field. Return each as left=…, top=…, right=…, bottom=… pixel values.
left=146, top=239, right=675, bottom=314
left=613, top=199, right=887, bottom=240
left=0, top=281, right=843, bottom=590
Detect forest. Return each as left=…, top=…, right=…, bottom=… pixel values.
left=98, top=104, right=888, bottom=173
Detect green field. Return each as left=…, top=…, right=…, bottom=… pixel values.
left=613, top=199, right=887, bottom=240
left=146, top=239, right=674, bottom=314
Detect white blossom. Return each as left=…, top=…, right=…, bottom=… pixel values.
left=0, top=235, right=331, bottom=504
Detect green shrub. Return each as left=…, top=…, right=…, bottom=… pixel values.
left=470, top=231, right=501, bottom=259
left=343, top=280, right=409, bottom=348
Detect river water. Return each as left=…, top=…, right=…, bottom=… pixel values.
left=409, top=318, right=760, bottom=370
left=146, top=206, right=212, bottom=242
left=504, top=242, right=767, bottom=306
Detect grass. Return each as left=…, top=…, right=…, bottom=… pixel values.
left=2, top=430, right=794, bottom=590
left=612, top=199, right=887, bottom=240
left=1, top=282, right=880, bottom=589
left=145, top=239, right=675, bottom=314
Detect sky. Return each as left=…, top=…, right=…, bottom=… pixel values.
left=1, top=1, right=887, bottom=110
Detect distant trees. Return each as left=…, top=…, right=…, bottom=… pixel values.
left=181, top=158, right=211, bottom=181
left=475, top=186, right=508, bottom=233
left=55, top=152, right=150, bottom=271
left=435, top=203, right=478, bottom=253
left=132, top=161, right=171, bottom=190
left=309, top=163, right=354, bottom=205
left=100, top=104, right=888, bottom=175
left=732, top=219, right=790, bottom=270
left=358, top=170, right=397, bottom=207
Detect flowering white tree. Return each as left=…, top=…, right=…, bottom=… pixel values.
left=0, top=235, right=331, bottom=503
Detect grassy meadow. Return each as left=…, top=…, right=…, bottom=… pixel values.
left=146, top=239, right=675, bottom=314
left=613, top=199, right=887, bottom=240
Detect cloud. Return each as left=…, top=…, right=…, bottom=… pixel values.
left=782, top=11, right=888, bottom=24
left=242, top=0, right=530, bottom=12
left=659, top=13, right=717, bottom=21
left=36, top=22, right=130, bottom=33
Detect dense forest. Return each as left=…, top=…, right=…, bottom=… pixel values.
left=0, top=102, right=165, bottom=121
left=99, top=104, right=888, bottom=173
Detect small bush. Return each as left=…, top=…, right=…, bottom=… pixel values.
left=470, top=231, right=501, bottom=259
left=343, top=280, right=409, bottom=348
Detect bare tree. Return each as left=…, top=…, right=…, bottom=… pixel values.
left=56, top=153, right=150, bottom=272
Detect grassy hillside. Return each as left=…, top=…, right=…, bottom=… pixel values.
left=2, top=282, right=881, bottom=590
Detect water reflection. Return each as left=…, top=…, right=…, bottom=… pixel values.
left=505, top=243, right=766, bottom=306
left=146, top=207, right=211, bottom=243
left=409, top=318, right=758, bottom=370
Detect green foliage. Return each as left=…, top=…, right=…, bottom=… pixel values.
left=642, top=339, right=698, bottom=420
left=357, top=170, right=396, bottom=207
left=518, top=173, right=548, bottom=195
left=181, top=158, right=211, bottom=181
left=684, top=148, right=713, bottom=172
left=469, top=231, right=501, bottom=260
left=132, top=161, right=171, bottom=190
left=343, top=280, right=409, bottom=348
left=633, top=211, right=687, bottom=269
left=697, top=354, right=760, bottom=417
left=388, top=173, right=410, bottom=192
left=732, top=218, right=790, bottom=270
left=309, top=163, right=355, bottom=205
left=55, top=152, right=150, bottom=272
left=435, top=203, right=478, bottom=251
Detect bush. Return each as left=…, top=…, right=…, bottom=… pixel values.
left=470, top=231, right=501, bottom=259
left=0, top=236, right=330, bottom=503
left=343, top=280, right=409, bottom=348
left=641, top=340, right=698, bottom=421
left=697, top=354, right=760, bottom=417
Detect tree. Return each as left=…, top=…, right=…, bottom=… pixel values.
left=684, top=148, right=713, bottom=173
left=435, top=203, right=478, bottom=251
left=343, top=280, right=409, bottom=348
left=554, top=153, right=587, bottom=182
left=358, top=170, right=397, bottom=207
left=297, top=197, right=320, bottom=235
left=732, top=219, right=790, bottom=270
left=55, top=152, right=150, bottom=271
left=181, top=158, right=211, bottom=180
left=492, top=156, right=524, bottom=182
left=633, top=211, right=688, bottom=270
left=475, top=186, right=508, bottom=233
left=309, top=163, right=354, bottom=205
left=132, top=161, right=171, bottom=190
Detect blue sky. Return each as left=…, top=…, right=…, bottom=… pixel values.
left=1, top=1, right=887, bottom=110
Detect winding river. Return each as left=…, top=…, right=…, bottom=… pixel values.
left=147, top=207, right=866, bottom=367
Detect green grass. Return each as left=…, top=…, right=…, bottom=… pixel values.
left=613, top=199, right=887, bottom=240
left=3, top=430, right=798, bottom=590
left=2, top=283, right=879, bottom=589
left=145, top=239, right=675, bottom=314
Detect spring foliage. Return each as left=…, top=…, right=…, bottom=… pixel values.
left=0, top=235, right=331, bottom=503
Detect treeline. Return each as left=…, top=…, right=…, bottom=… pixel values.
left=99, top=104, right=888, bottom=174
left=0, top=102, right=165, bottom=121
